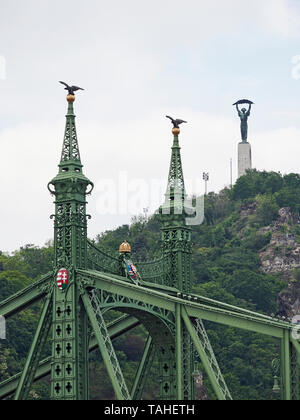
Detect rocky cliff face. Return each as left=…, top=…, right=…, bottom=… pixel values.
left=235, top=204, right=300, bottom=317
left=258, top=208, right=300, bottom=317
left=259, top=208, right=300, bottom=279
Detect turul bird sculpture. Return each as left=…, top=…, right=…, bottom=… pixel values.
left=166, top=116, right=187, bottom=129
left=59, top=81, right=84, bottom=95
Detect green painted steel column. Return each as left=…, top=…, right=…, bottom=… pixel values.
left=51, top=283, right=88, bottom=400
left=290, top=340, right=300, bottom=400
left=159, top=126, right=195, bottom=400
left=48, top=93, right=93, bottom=400
left=176, top=303, right=183, bottom=400
left=281, top=331, right=291, bottom=401
left=159, top=127, right=193, bottom=292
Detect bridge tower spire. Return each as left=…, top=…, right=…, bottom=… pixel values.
left=48, top=91, right=93, bottom=400
left=159, top=123, right=194, bottom=400
left=165, top=126, right=187, bottom=203
left=160, top=125, right=192, bottom=293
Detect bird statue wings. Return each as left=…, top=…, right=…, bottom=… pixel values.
left=166, top=116, right=187, bottom=129
left=59, top=81, right=84, bottom=95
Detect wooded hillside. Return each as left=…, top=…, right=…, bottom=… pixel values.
left=1, top=170, right=300, bottom=399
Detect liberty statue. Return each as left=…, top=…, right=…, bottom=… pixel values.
left=233, top=100, right=254, bottom=142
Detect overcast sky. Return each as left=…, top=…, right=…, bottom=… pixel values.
left=1, top=0, right=300, bottom=252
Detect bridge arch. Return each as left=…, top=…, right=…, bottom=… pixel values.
left=97, top=303, right=178, bottom=400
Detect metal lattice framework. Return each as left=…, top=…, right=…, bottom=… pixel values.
left=0, top=92, right=299, bottom=400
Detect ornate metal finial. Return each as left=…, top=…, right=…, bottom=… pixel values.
left=233, top=100, right=254, bottom=143
left=119, top=241, right=131, bottom=254
left=166, top=116, right=187, bottom=135
left=59, top=81, right=84, bottom=102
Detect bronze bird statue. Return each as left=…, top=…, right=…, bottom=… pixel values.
left=166, top=116, right=187, bottom=129
left=59, top=81, right=84, bottom=95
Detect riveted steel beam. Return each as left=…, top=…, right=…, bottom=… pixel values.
left=0, top=314, right=139, bottom=399
left=81, top=290, right=131, bottom=400
left=14, top=294, right=53, bottom=400
left=79, top=270, right=290, bottom=338
left=0, top=274, right=52, bottom=319
left=181, top=306, right=228, bottom=400
left=131, top=335, right=155, bottom=400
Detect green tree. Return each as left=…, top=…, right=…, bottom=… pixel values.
left=275, top=187, right=300, bottom=213
left=224, top=269, right=283, bottom=313
left=255, top=195, right=279, bottom=227
left=0, top=271, right=31, bottom=301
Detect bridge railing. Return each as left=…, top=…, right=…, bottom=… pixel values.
left=87, top=240, right=169, bottom=286
left=87, top=240, right=121, bottom=275
left=135, top=257, right=169, bottom=285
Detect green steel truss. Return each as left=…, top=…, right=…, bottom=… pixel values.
left=0, top=93, right=299, bottom=400
left=82, top=289, right=131, bottom=400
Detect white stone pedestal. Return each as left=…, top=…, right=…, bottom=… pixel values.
left=238, top=142, right=252, bottom=178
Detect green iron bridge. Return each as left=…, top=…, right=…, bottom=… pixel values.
left=0, top=91, right=299, bottom=400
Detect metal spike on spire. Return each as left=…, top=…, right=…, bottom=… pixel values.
left=164, top=116, right=187, bottom=205
left=48, top=83, right=93, bottom=197
left=60, top=101, right=81, bottom=167
left=57, top=81, right=84, bottom=169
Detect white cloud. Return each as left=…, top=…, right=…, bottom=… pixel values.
left=258, top=0, right=300, bottom=38
left=2, top=105, right=300, bottom=252
left=252, top=126, right=300, bottom=174
left=4, top=110, right=300, bottom=252
left=1, top=0, right=300, bottom=252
